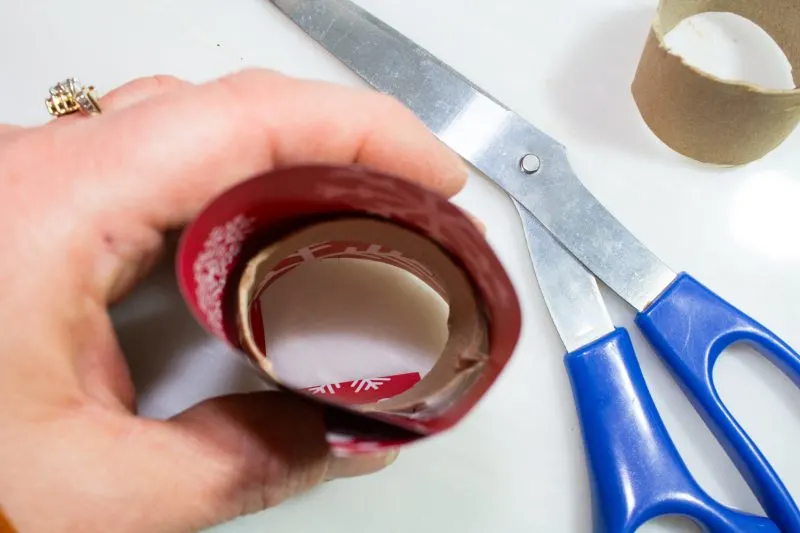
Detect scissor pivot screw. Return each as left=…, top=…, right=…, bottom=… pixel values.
left=520, top=154, right=541, bottom=174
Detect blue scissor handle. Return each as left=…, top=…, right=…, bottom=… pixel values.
left=566, top=327, right=778, bottom=533
left=636, top=272, right=800, bottom=532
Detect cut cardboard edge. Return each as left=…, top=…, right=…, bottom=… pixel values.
left=235, top=217, right=489, bottom=422
left=631, top=0, right=800, bottom=166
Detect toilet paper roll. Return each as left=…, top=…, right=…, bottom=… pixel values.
left=632, top=0, right=800, bottom=165
left=176, top=165, right=521, bottom=453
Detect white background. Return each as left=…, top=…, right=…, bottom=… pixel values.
left=1, top=0, right=799, bottom=531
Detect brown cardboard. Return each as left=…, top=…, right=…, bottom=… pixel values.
left=631, top=0, right=800, bottom=165
left=236, top=218, right=489, bottom=421
left=177, top=165, right=522, bottom=450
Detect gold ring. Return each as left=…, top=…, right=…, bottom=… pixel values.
left=46, top=78, right=102, bottom=117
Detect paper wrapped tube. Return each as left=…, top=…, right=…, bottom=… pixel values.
left=632, top=0, right=800, bottom=165
left=176, top=165, right=521, bottom=453
left=236, top=218, right=488, bottom=418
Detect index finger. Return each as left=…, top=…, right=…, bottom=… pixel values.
left=57, top=69, right=468, bottom=230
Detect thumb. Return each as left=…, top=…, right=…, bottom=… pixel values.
left=145, top=391, right=396, bottom=529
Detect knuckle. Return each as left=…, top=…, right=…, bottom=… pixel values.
left=146, top=74, right=187, bottom=91
left=100, top=74, right=189, bottom=108
left=236, top=458, right=324, bottom=516
left=120, top=74, right=186, bottom=95
left=214, top=68, right=284, bottom=95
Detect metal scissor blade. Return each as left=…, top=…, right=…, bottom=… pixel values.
left=269, top=0, right=678, bottom=311
left=270, top=0, right=563, bottom=162
left=515, top=200, right=614, bottom=352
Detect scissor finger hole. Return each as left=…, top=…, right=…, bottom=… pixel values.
left=713, top=341, right=800, bottom=504
left=637, top=515, right=702, bottom=532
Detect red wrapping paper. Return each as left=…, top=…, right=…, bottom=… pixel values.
left=176, top=165, right=521, bottom=453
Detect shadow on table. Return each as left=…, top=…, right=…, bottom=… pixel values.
left=110, top=233, right=267, bottom=416
left=547, top=8, right=680, bottom=163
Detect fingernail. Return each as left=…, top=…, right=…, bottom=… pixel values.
left=457, top=158, right=471, bottom=178
left=384, top=449, right=399, bottom=466
left=325, top=450, right=399, bottom=481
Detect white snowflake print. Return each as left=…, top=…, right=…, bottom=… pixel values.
left=351, top=377, right=391, bottom=393
left=192, top=214, right=254, bottom=337
left=308, top=383, right=342, bottom=395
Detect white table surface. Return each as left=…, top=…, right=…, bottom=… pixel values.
left=2, top=0, right=799, bottom=531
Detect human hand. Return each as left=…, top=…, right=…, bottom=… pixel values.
left=0, top=69, right=468, bottom=533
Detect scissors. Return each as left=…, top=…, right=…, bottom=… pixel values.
left=268, top=1, right=800, bottom=531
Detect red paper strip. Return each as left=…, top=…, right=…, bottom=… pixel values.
left=176, top=165, right=522, bottom=451
left=303, top=372, right=422, bottom=405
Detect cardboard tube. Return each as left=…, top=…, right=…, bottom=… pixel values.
left=631, top=0, right=800, bottom=165
left=236, top=217, right=488, bottom=420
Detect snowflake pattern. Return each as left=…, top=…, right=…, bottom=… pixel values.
left=308, top=382, right=342, bottom=395
left=351, top=377, right=391, bottom=393
left=192, top=214, right=254, bottom=337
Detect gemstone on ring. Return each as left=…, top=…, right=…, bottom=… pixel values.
left=45, top=78, right=102, bottom=117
